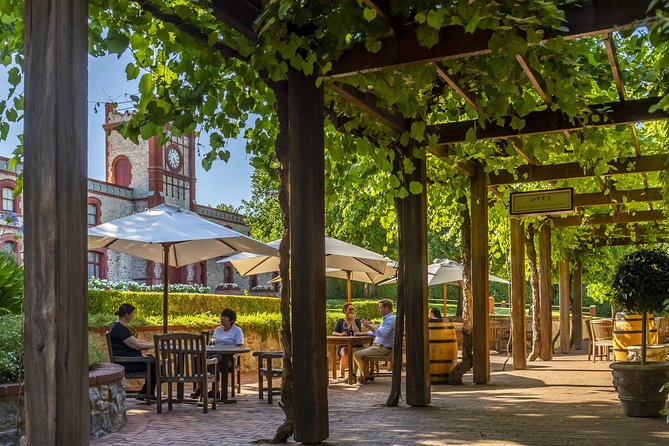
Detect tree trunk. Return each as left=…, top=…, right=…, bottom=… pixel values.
left=270, top=80, right=294, bottom=443
left=386, top=149, right=406, bottom=407
left=449, top=195, right=472, bottom=384
left=525, top=223, right=542, bottom=361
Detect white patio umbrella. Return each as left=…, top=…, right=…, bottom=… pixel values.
left=219, top=236, right=395, bottom=302
left=88, top=204, right=277, bottom=333
left=379, top=258, right=508, bottom=311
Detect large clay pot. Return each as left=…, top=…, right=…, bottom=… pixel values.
left=609, top=362, right=669, bottom=417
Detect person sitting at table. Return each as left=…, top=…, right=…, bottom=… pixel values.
left=108, top=303, right=156, bottom=400
left=331, top=302, right=362, bottom=379
left=190, top=308, right=244, bottom=399
left=429, top=307, right=443, bottom=321
left=353, top=299, right=396, bottom=384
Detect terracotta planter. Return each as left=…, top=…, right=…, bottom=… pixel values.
left=214, top=289, right=240, bottom=295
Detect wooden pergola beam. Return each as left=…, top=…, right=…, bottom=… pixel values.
left=362, top=0, right=398, bottom=31
left=489, top=153, right=669, bottom=186
left=432, top=97, right=668, bottom=145
left=552, top=210, right=666, bottom=227
left=593, top=236, right=669, bottom=247
left=435, top=64, right=480, bottom=112
left=589, top=225, right=669, bottom=239
left=329, top=82, right=407, bottom=133
left=515, top=54, right=551, bottom=105
left=574, top=188, right=663, bottom=207
left=329, top=0, right=652, bottom=77
left=604, top=34, right=625, bottom=101
left=427, top=145, right=477, bottom=177
left=210, top=0, right=261, bottom=43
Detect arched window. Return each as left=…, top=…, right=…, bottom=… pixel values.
left=112, top=156, right=132, bottom=187
left=250, top=275, right=258, bottom=289
left=224, top=265, right=234, bottom=284
left=87, top=197, right=102, bottom=226
left=2, top=188, right=14, bottom=211
left=3, top=241, right=15, bottom=253
left=87, top=251, right=107, bottom=279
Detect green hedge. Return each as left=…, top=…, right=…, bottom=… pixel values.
left=89, top=290, right=281, bottom=317
left=0, top=315, right=22, bottom=383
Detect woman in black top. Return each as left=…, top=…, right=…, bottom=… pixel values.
left=331, top=302, right=362, bottom=379
left=108, top=303, right=156, bottom=400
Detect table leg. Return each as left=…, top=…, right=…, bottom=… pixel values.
left=329, top=345, right=337, bottom=380
left=347, top=340, right=355, bottom=384
left=220, top=355, right=236, bottom=404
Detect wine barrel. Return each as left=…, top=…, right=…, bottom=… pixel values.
left=613, top=312, right=658, bottom=361
left=428, top=321, right=458, bottom=384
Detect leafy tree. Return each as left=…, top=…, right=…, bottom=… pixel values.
left=215, top=203, right=240, bottom=214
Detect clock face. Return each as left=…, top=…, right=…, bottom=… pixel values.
left=166, top=146, right=181, bottom=171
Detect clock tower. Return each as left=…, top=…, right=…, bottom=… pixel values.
left=104, top=104, right=197, bottom=211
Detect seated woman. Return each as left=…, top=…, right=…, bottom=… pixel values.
left=331, top=302, right=362, bottom=379
left=191, top=308, right=244, bottom=399
left=429, top=307, right=443, bottom=321
left=108, top=303, right=156, bottom=400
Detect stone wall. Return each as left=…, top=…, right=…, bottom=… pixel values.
left=0, top=383, right=24, bottom=446
left=0, top=363, right=127, bottom=445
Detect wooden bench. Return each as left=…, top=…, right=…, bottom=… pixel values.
left=253, top=351, right=283, bottom=404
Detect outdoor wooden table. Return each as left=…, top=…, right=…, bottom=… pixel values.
left=326, top=335, right=374, bottom=384
left=206, top=345, right=251, bottom=403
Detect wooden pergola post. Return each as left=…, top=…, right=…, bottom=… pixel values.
left=470, top=164, right=490, bottom=383
left=398, top=152, right=430, bottom=407
left=539, top=223, right=553, bottom=360
left=572, top=259, right=583, bottom=350
left=23, top=0, right=89, bottom=443
left=287, top=69, right=328, bottom=443
left=510, top=218, right=526, bottom=369
left=559, top=256, right=571, bottom=353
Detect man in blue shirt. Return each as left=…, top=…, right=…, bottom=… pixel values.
left=353, top=299, right=396, bottom=384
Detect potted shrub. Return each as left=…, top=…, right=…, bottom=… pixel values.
left=609, top=248, right=669, bottom=417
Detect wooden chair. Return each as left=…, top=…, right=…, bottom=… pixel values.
left=585, top=319, right=594, bottom=361
left=154, top=333, right=218, bottom=413
left=253, top=351, right=283, bottom=404
left=489, top=320, right=502, bottom=352
left=105, top=331, right=155, bottom=405
left=589, top=319, right=614, bottom=362
left=363, top=354, right=393, bottom=377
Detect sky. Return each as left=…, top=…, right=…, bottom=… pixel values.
left=0, top=53, right=255, bottom=209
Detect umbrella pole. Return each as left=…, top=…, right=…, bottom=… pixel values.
left=162, top=244, right=170, bottom=334
left=443, top=284, right=447, bottom=317
left=346, top=271, right=352, bottom=303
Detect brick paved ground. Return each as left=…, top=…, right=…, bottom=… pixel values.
left=91, top=351, right=669, bottom=445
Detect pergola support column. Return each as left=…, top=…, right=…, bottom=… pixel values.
left=23, top=0, right=89, bottom=443
left=287, top=69, right=328, bottom=443
left=398, top=152, right=430, bottom=406
left=559, top=256, right=571, bottom=353
left=510, top=218, right=526, bottom=369
left=471, top=164, right=489, bottom=383
left=572, top=259, right=583, bottom=350
left=539, top=223, right=553, bottom=360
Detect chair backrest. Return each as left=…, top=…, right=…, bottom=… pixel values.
left=154, top=333, right=208, bottom=383
left=656, top=317, right=669, bottom=338
left=105, top=331, right=115, bottom=362
left=590, top=319, right=613, bottom=340
left=585, top=319, right=594, bottom=342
